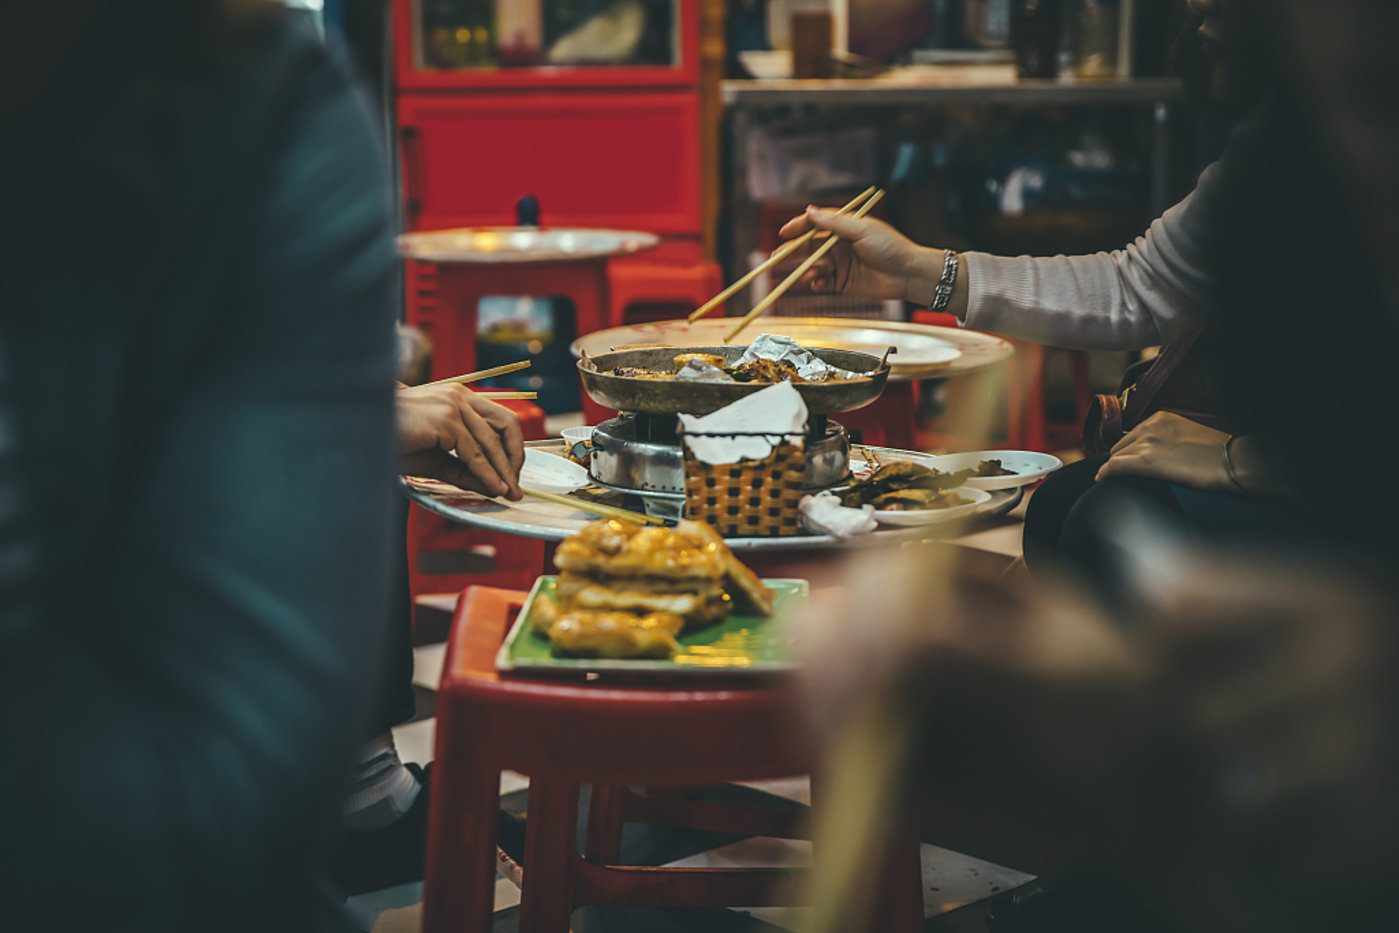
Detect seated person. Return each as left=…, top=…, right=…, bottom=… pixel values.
left=775, top=0, right=1306, bottom=584
left=337, top=383, right=524, bottom=894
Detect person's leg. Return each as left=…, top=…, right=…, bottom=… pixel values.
left=344, top=498, right=421, bottom=831
left=1022, top=455, right=1109, bottom=576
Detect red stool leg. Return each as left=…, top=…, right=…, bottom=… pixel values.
left=518, top=779, right=581, bottom=933
left=870, top=833, right=924, bottom=933
left=422, top=727, right=502, bottom=933
left=584, top=783, right=626, bottom=865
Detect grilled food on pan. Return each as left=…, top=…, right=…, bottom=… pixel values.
left=673, top=352, right=728, bottom=371
left=538, top=518, right=773, bottom=659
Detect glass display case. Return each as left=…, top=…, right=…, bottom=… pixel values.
left=398, top=0, right=695, bottom=87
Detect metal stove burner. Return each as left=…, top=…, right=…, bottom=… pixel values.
left=589, top=412, right=851, bottom=497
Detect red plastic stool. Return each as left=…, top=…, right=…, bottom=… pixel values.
left=406, top=399, right=550, bottom=627
left=606, top=258, right=723, bottom=326
left=424, top=586, right=925, bottom=933
left=416, top=261, right=611, bottom=378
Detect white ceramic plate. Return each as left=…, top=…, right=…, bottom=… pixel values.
left=873, top=486, right=993, bottom=526
left=559, top=426, right=595, bottom=445
left=521, top=447, right=590, bottom=492
left=924, top=450, right=1065, bottom=490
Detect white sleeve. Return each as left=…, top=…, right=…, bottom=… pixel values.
left=958, top=112, right=1264, bottom=350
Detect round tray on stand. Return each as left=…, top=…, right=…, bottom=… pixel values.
left=401, top=441, right=1023, bottom=552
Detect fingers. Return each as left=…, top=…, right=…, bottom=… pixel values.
left=804, top=206, right=871, bottom=239
left=468, top=395, right=525, bottom=497
left=777, top=211, right=816, bottom=239
left=452, top=402, right=519, bottom=500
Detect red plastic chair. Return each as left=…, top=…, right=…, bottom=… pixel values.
left=607, top=257, right=724, bottom=327
left=424, top=585, right=924, bottom=933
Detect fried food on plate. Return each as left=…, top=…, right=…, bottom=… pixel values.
left=539, top=518, right=773, bottom=659
left=548, top=609, right=684, bottom=659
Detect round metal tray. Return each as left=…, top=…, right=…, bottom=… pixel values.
left=401, top=442, right=1023, bottom=551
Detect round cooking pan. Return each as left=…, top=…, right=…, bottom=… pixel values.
left=579, top=345, right=890, bottom=416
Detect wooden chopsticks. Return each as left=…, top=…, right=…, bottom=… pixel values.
left=725, top=188, right=885, bottom=344
left=422, top=360, right=531, bottom=389
left=414, top=361, right=537, bottom=400
left=688, top=185, right=877, bottom=324
left=518, top=486, right=666, bottom=525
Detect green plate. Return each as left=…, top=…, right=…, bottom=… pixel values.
left=495, top=575, right=808, bottom=676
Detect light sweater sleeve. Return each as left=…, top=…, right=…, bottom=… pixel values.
left=960, top=112, right=1263, bottom=351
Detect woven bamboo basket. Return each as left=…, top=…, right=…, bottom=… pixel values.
left=682, top=435, right=807, bottom=537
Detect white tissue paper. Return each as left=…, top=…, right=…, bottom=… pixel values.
left=673, top=359, right=732, bottom=383
left=736, top=334, right=859, bottom=381
left=678, top=381, right=808, bottom=466
left=799, top=491, right=877, bottom=538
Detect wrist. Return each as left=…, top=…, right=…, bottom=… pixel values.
left=903, top=247, right=947, bottom=307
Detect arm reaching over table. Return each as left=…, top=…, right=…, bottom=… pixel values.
left=396, top=382, right=524, bottom=499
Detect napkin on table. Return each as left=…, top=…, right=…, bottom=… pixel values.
left=799, top=491, right=877, bottom=537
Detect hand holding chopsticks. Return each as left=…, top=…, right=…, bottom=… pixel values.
left=688, top=185, right=877, bottom=324
left=725, top=188, right=886, bottom=343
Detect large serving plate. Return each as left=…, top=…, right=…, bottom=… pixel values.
left=496, top=575, right=809, bottom=677
left=579, top=345, right=890, bottom=417
left=571, top=318, right=1016, bottom=381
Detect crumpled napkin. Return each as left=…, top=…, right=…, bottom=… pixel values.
left=737, top=333, right=858, bottom=381
left=799, top=491, right=877, bottom=538
left=678, top=381, right=807, bottom=465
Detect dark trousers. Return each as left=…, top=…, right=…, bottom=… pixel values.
left=1023, top=454, right=1311, bottom=603
left=365, top=497, right=417, bottom=740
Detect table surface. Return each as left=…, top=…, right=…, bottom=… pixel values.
left=723, top=70, right=1184, bottom=107
left=395, top=226, right=659, bottom=264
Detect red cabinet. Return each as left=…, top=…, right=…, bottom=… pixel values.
left=392, top=0, right=716, bottom=327
left=398, top=90, right=700, bottom=234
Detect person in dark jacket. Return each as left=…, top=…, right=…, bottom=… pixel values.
left=1, top=2, right=401, bottom=929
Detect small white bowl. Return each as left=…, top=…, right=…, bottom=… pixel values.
left=560, top=426, right=596, bottom=446
left=924, top=450, right=1064, bottom=490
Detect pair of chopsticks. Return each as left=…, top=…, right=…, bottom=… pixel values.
left=517, top=486, right=666, bottom=526
left=687, top=186, right=887, bottom=343
left=421, top=360, right=537, bottom=400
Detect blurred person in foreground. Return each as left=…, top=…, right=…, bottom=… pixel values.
left=0, top=2, right=402, bottom=930
left=800, top=1, right=1399, bottom=929
left=778, top=0, right=1313, bottom=586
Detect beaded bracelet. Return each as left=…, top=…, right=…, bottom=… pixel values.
left=929, top=250, right=960, bottom=315
left=1222, top=434, right=1247, bottom=493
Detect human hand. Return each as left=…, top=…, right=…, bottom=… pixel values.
left=396, top=383, right=524, bottom=499
left=1096, top=411, right=1235, bottom=491
left=776, top=207, right=942, bottom=303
